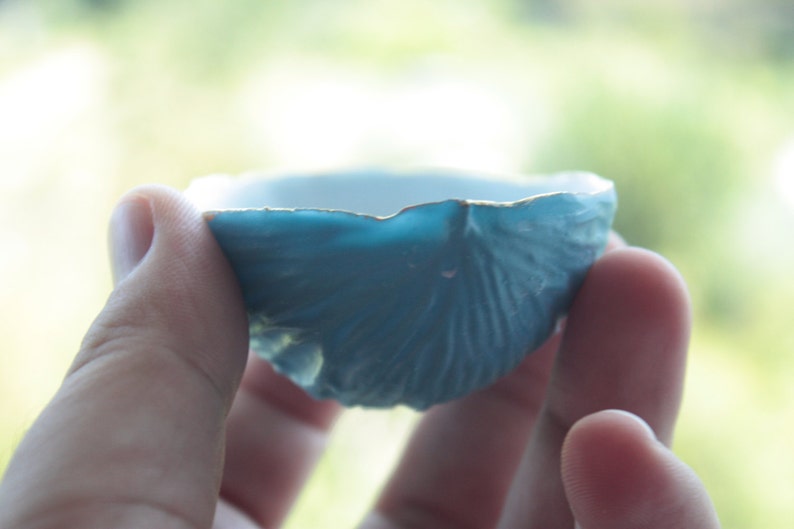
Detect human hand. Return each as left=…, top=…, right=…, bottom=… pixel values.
left=0, top=186, right=719, bottom=528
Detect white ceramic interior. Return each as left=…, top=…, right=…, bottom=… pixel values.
left=186, top=169, right=611, bottom=218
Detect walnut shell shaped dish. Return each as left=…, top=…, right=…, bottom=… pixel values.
left=187, top=169, right=617, bottom=409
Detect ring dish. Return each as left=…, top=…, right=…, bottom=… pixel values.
left=186, top=168, right=617, bottom=409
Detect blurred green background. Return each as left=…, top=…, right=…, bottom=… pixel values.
left=1, top=0, right=793, bottom=527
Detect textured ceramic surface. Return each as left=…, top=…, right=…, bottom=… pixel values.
left=187, top=169, right=617, bottom=409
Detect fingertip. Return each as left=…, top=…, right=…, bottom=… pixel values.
left=85, top=182, right=250, bottom=398
left=562, top=410, right=659, bottom=480
left=562, top=410, right=720, bottom=529
left=586, top=247, right=692, bottom=325
left=113, top=182, right=246, bottom=320
left=562, top=410, right=648, bottom=510
left=108, top=184, right=203, bottom=285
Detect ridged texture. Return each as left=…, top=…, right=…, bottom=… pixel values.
left=205, top=175, right=615, bottom=409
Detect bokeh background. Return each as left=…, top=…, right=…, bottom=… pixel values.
left=2, top=0, right=793, bottom=527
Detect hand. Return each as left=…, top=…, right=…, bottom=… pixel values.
left=0, top=186, right=720, bottom=529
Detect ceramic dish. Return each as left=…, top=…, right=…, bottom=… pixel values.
left=186, top=169, right=617, bottom=409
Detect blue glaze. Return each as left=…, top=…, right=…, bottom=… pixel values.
left=198, top=169, right=616, bottom=409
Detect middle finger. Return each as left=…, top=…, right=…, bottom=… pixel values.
left=220, top=354, right=343, bottom=528
left=497, top=248, right=691, bottom=528
left=359, top=331, right=560, bottom=529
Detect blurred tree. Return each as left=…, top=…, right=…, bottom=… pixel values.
left=533, top=87, right=743, bottom=253
left=512, top=0, right=574, bottom=25
left=78, top=0, right=124, bottom=12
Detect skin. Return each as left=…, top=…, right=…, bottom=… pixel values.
left=0, top=186, right=720, bottom=529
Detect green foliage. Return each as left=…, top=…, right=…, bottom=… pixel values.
left=534, top=85, right=741, bottom=250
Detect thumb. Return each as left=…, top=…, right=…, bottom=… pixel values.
left=561, top=410, right=720, bottom=529
left=0, top=185, right=249, bottom=529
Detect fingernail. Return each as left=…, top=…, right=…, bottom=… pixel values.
left=109, top=195, right=154, bottom=285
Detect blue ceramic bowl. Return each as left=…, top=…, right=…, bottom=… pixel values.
left=187, top=169, right=616, bottom=409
